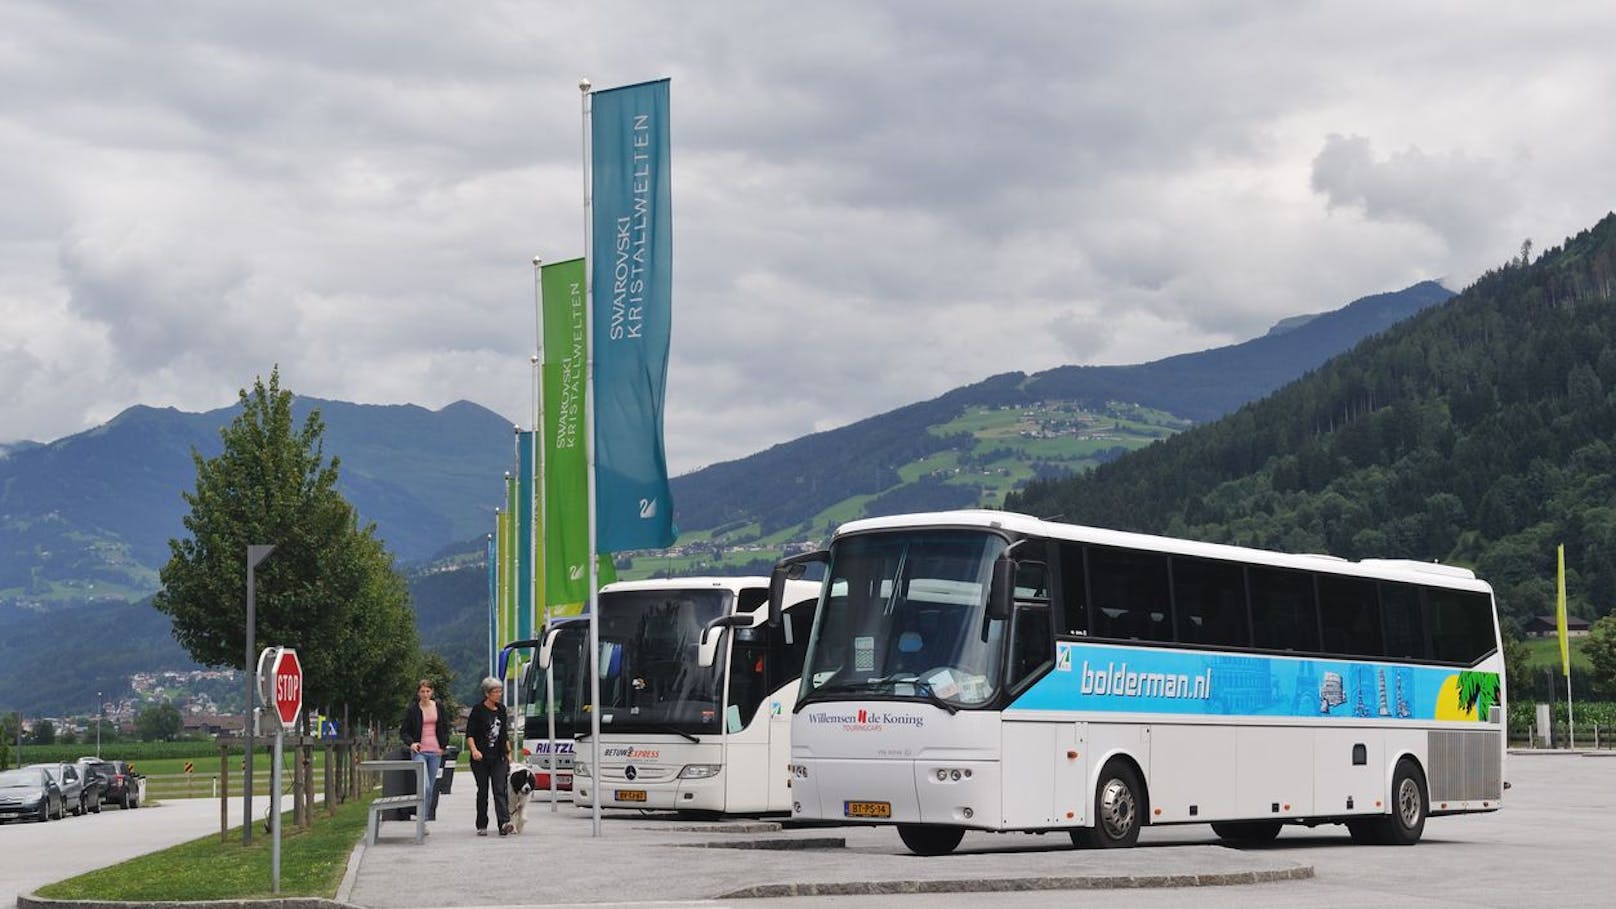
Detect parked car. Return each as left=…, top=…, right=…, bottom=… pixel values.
left=71, top=759, right=107, bottom=814
left=27, top=763, right=89, bottom=816
left=80, top=759, right=140, bottom=809
left=0, top=767, right=64, bottom=823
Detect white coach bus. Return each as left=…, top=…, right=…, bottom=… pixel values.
left=566, top=577, right=820, bottom=815
left=773, top=510, right=1504, bottom=855
left=520, top=615, right=591, bottom=791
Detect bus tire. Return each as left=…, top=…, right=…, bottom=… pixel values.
left=897, top=824, right=965, bottom=856
left=1369, top=759, right=1427, bottom=845
left=1210, top=820, right=1282, bottom=843
left=1076, top=761, right=1144, bottom=848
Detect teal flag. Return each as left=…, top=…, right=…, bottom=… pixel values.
left=591, top=78, right=676, bottom=552
left=516, top=430, right=537, bottom=639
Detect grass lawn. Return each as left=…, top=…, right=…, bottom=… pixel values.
left=1523, top=635, right=1591, bottom=672
left=35, top=795, right=372, bottom=902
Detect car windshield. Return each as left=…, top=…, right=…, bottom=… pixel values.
left=0, top=768, right=46, bottom=786
left=594, top=588, right=733, bottom=735
left=800, top=529, right=1008, bottom=708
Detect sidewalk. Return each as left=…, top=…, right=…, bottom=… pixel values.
left=343, top=784, right=1310, bottom=907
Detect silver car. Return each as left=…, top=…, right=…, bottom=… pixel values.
left=0, top=767, right=64, bottom=823
left=29, top=763, right=89, bottom=816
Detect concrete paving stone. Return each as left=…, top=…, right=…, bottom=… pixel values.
left=345, top=790, right=1309, bottom=907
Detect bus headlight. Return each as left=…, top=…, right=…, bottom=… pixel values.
left=678, top=764, right=722, bottom=780
left=574, top=762, right=590, bottom=778
left=788, top=763, right=809, bottom=778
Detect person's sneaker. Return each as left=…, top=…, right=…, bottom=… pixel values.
left=500, top=822, right=514, bottom=836
left=476, top=828, right=488, bottom=837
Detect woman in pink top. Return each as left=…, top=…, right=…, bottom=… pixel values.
left=400, top=679, right=450, bottom=821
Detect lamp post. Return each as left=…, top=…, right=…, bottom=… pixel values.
left=244, top=543, right=276, bottom=845
left=96, top=691, right=102, bottom=758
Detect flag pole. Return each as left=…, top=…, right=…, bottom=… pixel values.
left=1558, top=544, right=1574, bottom=749
left=580, top=74, right=602, bottom=838
left=534, top=255, right=561, bottom=812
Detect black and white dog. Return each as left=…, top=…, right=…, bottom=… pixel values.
left=507, top=765, right=536, bottom=833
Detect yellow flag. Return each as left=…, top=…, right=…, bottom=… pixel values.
left=1556, top=544, right=1569, bottom=677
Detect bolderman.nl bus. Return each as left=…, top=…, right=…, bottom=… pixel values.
left=771, top=510, right=1504, bottom=855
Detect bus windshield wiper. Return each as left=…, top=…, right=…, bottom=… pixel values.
left=573, top=721, right=700, bottom=744
left=811, top=675, right=959, bottom=715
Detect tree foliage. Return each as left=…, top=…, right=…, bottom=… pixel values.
left=1588, top=616, right=1616, bottom=698
left=1009, top=213, right=1616, bottom=643
left=135, top=702, right=183, bottom=741
left=153, top=369, right=421, bottom=724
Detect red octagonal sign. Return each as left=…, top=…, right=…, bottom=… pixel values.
left=272, top=648, right=303, bottom=730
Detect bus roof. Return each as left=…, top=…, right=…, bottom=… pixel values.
left=598, top=576, right=820, bottom=601
left=832, top=510, right=1492, bottom=594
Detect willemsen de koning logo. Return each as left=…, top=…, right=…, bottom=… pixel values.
left=806, top=708, right=926, bottom=731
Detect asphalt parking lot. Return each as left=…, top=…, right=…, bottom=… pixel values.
left=347, top=751, right=1616, bottom=908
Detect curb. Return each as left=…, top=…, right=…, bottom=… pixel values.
left=334, top=838, right=366, bottom=905
left=715, top=865, right=1315, bottom=899
left=18, top=896, right=356, bottom=909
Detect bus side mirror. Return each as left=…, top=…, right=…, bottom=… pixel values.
left=988, top=555, right=1014, bottom=621
left=697, top=614, right=751, bottom=668
left=537, top=629, right=560, bottom=670
left=769, top=549, right=828, bottom=625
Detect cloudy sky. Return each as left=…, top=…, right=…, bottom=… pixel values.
left=3, top=2, right=1614, bottom=474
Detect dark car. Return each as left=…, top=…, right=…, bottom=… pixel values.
left=81, top=759, right=141, bottom=809
left=71, top=759, right=107, bottom=814
left=27, top=763, right=89, bottom=816
left=0, top=767, right=64, bottom=823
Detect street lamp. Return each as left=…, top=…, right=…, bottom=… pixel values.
left=96, top=691, right=102, bottom=758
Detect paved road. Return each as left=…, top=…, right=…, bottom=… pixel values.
left=0, top=791, right=295, bottom=909
left=351, top=751, right=1616, bottom=909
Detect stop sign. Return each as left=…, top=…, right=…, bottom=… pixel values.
left=272, top=648, right=303, bottom=730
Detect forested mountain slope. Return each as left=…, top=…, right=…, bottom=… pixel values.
left=671, top=281, right=1450, bottom=536
left=1008, top=214, right=1616, bottom=630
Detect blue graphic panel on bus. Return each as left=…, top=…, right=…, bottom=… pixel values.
left=1012, top=642, right=1496, bottom=722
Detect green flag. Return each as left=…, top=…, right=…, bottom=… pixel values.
left=542, top=258, right=598, bottom=605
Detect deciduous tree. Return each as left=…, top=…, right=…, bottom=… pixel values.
left=153, top=369, right=421, bottom=724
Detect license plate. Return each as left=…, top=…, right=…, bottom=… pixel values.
left=844, top=800, right=891, bottom=819
left=615, top=789, right=647, bottom=802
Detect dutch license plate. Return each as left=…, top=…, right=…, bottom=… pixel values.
left=615, top=789, right=648, bottom=802
left=844, top=800, right=891, bottom=819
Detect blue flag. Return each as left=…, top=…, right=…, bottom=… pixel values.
left=591, top=79, right=676, bottom=551
left=516, top=429, right=537, bottom=639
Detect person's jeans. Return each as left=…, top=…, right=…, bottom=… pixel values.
left=470, top=758, right=509, bottom=831
left=411, top=750, right=442, bottom=820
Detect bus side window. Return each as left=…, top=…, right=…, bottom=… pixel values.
left=1088, top=546, right=1172, bottom=642
left=1008, top=603, right=1054, bottom=690
left=1379, top=582, right=1427, bottom=660
left=1056, top=542, right=1088, bottom=635
left=1318, top=574, right=1382, bottom=657
left=1249, top=566, right=1318, bottom=651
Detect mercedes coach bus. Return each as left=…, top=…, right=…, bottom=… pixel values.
left=773, top=510, right=1503, bottom=855
left=521, top=615, right=591, bottom=791
left=569, top=577, right=821, bottom=815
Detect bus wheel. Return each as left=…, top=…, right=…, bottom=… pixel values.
left=1369, top=759, right=1427, bottom=845
left=1211, top=820, right=1282, bottom=843
left=897, top=824, right=965, bottom=856
left=1076, top=762, right=1144, bottom=848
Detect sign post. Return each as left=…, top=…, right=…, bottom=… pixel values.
left=262, top=647, right=302, bottom=895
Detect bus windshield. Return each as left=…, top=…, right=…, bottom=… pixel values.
left=524, top=622, right=589, bottom=740
left=596, top=588, right=732, bottom=736
left=800, top=530, right=1008, bottom=709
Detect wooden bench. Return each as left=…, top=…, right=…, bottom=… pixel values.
left=359, top=760, right=427, bottom=845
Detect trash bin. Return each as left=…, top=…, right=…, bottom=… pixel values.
left=437, top=745, right=459, bottom=795
left=381, top=747, right=416, bottom=821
